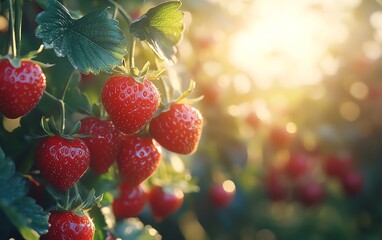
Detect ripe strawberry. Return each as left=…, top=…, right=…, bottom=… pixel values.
left=41, top=211, right=94, bottom=240
left=323, top=154, right=353, bottom=179
left=101, top=75, right=160, bottom=134
left=149, top=185, right=184, bottom=221
left=79, top=116, right=121, bottom=174
left=0, top=59, right=46, bottom=119
left=296, top=182, right=325, bottom=206
left=35, top=136, right=90, bottom=191
left=341, top=169, right=363, bottom=196
left=149, top=103, right=203, bottom=154
left=117, top=136, right=161, bottom=186
left=209, top=181, right=236, bottom=208
left=112, top=183, right=147, bottom=219
left=284, top=152, right=311, bottom=179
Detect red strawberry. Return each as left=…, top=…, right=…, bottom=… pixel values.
left=35, top=136, right=90, bottom=191
left=101, top=75, right=160, bottom=134
left=209, top=181, right=236, bottom=208
left=323, top=154, right=353, bottom=179
left=117, top=136, right=161, bottom=186
left=296, top=182, right=325, bottom=206
left=79, top=116, right=121, bottom=174
left=149, top=185, right=184, bottom=221
left=0, top=59, right=46, bottom=119
left=149, top=104, right=203, bottom=154
left=41, top=211, right=94, bottom=240
left=112, top=183, right=147, bottom=219
left=341, top=169, right=363, bottom=196
left=284, top=152, right=311, bottom=179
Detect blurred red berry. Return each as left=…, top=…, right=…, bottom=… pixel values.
left=323, top=154, right=353, bottom=179
left=209, top=181, right=236, bottom=208
left=341, top=169, right=364, bottom=196
left=284, top=153, right=311, bottom=180
left=297, top=182, right=325, bottom=206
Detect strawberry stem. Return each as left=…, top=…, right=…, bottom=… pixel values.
left=128, top=38, right=136, bottom=70
left=108, top=0, right=132, bottom=25
left=107, top=0, right=136, bottom=72
left=14, top=0, right=22, bottom=57
left=6, top=0, right=17, bottom=58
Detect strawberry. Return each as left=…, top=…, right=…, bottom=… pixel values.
left=296, top=182, right=325, bottom=206
left=0, top=59, right=46, bottom=119
left=35, top=135, right=90, bottom=191
left=209, top=181, right=236, bottom=208
left=148, top=185, right=184, bottom=221
left=79, top=116, right=121, bottom=174
left=117, top=135, right=161, bottom=186
left=41, top=211, right=94, bottom=240
left=341, top=169, right=364, bottom=196
left=112, top=183, right=147, bottom=219
left=101, top=75, right=160, bottom=134
left=149, top=103, right=203, bottom=154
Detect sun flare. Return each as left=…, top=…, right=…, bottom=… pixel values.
left=229, top=0, right=361, bottom=89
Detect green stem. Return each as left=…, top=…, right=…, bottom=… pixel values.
left=44, top=90, right=61, bottom=102
left=61, top=71, right=76, bottom=101
left=14, top=0, right=22, bottom=57
left=159, top=77, right=171, bottom=106
left=60, top=100, right=66, bottom=134
left=65, top=189, right=70, bottom=210
left=108, top=0, right=132, bottom=25
left=128, top=38, right=136, bottom=69
left=59, top=71, right=76, bottom=134
left=112, top=3, right=119, bottom=20
left=6, top=0, right=17, bottom=58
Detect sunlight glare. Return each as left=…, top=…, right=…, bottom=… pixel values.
left=229, top=0, right=359, bottom=88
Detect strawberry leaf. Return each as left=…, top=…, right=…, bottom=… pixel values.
left=35, top=0, right=127, bottom=74
left=129, top=1, right=184, bottom=63
left=0, top=147, right=49, bottom=239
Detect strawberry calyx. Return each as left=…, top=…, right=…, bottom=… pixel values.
left=0, top=45, right=54, bottom=69
left=155, top=79, right=203, bottom=117
left=45, top=182, right=103, bottom=214
left=40, top=116, right=90, bottom=141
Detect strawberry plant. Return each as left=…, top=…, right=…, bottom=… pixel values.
left=0, top=0, right=202, bottom=238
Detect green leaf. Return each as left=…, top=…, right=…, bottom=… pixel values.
left=130, top=1, right=184, bottom=63
left=4, top=197, right=49, bottom=238
left=114, top=218, right=161, bottom=240
left=35, top=0, right=127, bottom=74
left=0, top=150, right=49, bottom=238
left=0, top=147, right=15, bottom=182
left=89, top=206, right=107, bottom=240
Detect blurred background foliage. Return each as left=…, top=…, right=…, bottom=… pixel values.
left=2, top=0, right=382, bottom=239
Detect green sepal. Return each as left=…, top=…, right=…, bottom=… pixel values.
left=0, top=55, right=21, bottom=68
left=67, top=121, right=81, bottom=136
